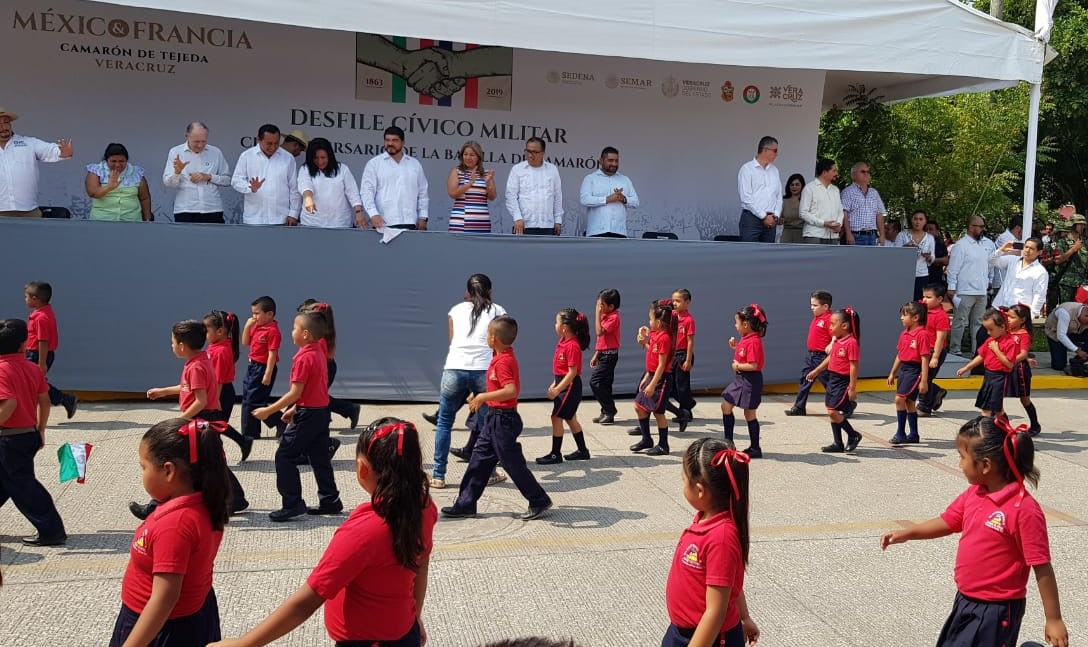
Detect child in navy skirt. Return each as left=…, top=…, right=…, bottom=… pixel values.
left=632, top=300, right=677, bottom=457
left=808, top=308, right=863, bottom=453
left=886, top=302, right=933, bottom=445
left=1002, top=304, right=1041, bottom=435
left=720, top=304, right=768, bottom=458
left=881, top=416, right=1068, bottom=647
left=538, top=308, right=592, bottom=464
left=957, top=308, right=1017, bottom=418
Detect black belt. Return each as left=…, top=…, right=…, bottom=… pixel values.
left=852, top=229, right=878, bottom=236
left=0, top=426, right=37, bottom=436
left=807, top=350, right=828, bottom=355
left=597, top=349, right=619, bottom=355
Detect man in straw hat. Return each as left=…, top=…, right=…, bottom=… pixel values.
left=281, top=129, right=309, bottom=161
left=0, top=108, right=73, bottom=218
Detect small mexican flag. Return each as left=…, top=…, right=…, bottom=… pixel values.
left=58, top=442, right=93, bottom=484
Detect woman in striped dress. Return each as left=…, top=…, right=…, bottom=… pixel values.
left=447, top=140, right=496, bottom=233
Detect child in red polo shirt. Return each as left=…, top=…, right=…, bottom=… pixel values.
left=631, top=300, right=678, bottom=457
left=537, top=307, right=592, bottom=465
left=111, top=417, right=232, bottom=647
left=665, top=289, right=697, bottom=431
left=886, top=301, right=933, bottom=445
left=442, top=315, right=553, bottom=521
left=589, top=288, right=621, bottom=426
left=721, top=304, right=769, bottom=458
left=253, top=310, right=342, bottom=522
left=956, top=308, right=1018, bottom=418
left=881, top=416, right=1068, bottom=647
left=1002, top=304, right=1041, bottom=434
left=917, top=283, right=952, bottom=415
left=663, top=438, right=759, bottom=647
left=0, top=318, right=67, bottom=546
left=210, top=419, right=436, bottom=647
left=241, top=296, right=281, bottom=440
left=23, top=281, right=77, bottom=419
left=807, top=307, right=863, bottom=453
left=133, top=320, right=249, bottom=520
left=785, top=290, right=832, bottom=416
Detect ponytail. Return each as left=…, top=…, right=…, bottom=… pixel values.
left=204, top=310, right=240, bottom=362
left=652, top=299, right=678, bottom=354
left=357, top=417, right=429, bottom=569
left=558, top=308, right=591, bottom=350
left=683, top=438, right=750, bottom=564
left=466, top=273, right=494, bottom=335
left=143, top=418, right=231, bottom=530
left=839, top=306, right=861, bottom=341
left=737, top=303, right=768, bottom=337
left=301, top=302, right=337, bottom=354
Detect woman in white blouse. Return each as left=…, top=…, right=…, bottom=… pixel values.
left=294, top=138, right=364, bottom=228
left=990, top=237, right=1049, bottom=318
left=895, top=210, right=937, bottom=300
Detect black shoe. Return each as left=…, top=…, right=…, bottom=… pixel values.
left=441, top=505, right=476, bottom=518
left=742, top=446, right=763, bottom=459
left=536, top=452, right=563, bottom=465
left=269, top=505, right=308, bottom=522
left=21, top=533, right=66, bottom=546
left=564, top=449, right=591, bottom=461
left=518, top=500, right=553, bottom=521
left=239, top=436, right=254, bottom=463
left=627, top=427, right=643, bottom=436
left=449, top=447, right=470, bottom=462
left=821, top=443, right=845, bottom=453
left=422, top=411, right=438, bottom=425
left=845, top=432, right=862, bottom=452
left=128, top=501, right=153, bottom=520
left=597, top=413, right=615, bottom=425
left=62, top=394, right=78, bottom=420
left=916, top=406, right=932, bottom=417
left=348, top=404, right=360, bottom=430
left=932, top=387, right=948, bottom=411
left=905, top=435, right=920, bottom=444
left=308, top=499, right=344, bottom=515
left=592, top=414, right=604, bottom=423
left=231, top=499, right=250, bottom=514
left=630, top=440, right=653, bottom=452
left=889, top=434, right=907, bottom=446
left=328, top=437, right=341, bottom=460
left=645, top=445, right=670, bottom=456
left=1029, top=424, right=1041, bottom=437
left=784, top=406, right=806, bottom=416
left=678, top=412, right=690, bottom=433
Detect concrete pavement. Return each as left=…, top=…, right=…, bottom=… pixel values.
left=1, top=388, right=1085, bottom=646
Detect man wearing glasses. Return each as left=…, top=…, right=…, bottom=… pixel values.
left=506, top=137, right=563, bottom=235
left=737, top=136, right=782, bottom=243
left=840, top=162, right=885, bottom=246
left=947, top=216, right=996, bottom=354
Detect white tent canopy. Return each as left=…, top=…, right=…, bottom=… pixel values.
left=93, top=0, right=1045, bottom=105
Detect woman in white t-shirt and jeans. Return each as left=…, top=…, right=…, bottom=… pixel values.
left=431, top=274, right=507, bottom=488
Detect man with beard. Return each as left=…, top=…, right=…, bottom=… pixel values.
left=947, top=216, right=996, bottom=353
left=360, top=126, right=429, bottom=230
left=580, top=146, right=640, bottom=238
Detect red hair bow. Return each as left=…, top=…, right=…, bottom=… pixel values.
left=312, top=303, right=329, bottom=312
left=749, top=303, right=766, bottom=323
left=178, top=419, right=228, bottom=463
left=709, top=448, right=751, bottom=500
left=368, top=421, right=407, bottom=456
left=993, top=416, right=1030, bottom=489
left=575, top=312, right=586, bottom=322
left=659, top=298, right=671, bottom=307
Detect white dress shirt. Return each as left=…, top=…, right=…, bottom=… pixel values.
left=580, top=170, right=639, bottom=236
left=297, top=163, right=362, bottom=229
left=990, top=252, right=1048, bottom=317
left=506, top=161, right=564, bottom=228
left=991, top=229, right=1018, bottom=289
left=163, top=143, right=231, bottom=214
left=0, top=134, right=65, bottom=211
left=737, top=158, right=782, bottom=218
left=359, top=152, right=429, bottom=226
left=798, top=179, right=843, bottom=240
left=946, top=235, right=997, bottom=295
left=231, top=146, right=299, bottom=225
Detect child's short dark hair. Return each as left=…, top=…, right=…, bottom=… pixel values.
left=811, top=290, right=832, bottom=306
left=673, top=288, right=692, bottom=302
left=251, top=296, right=276, bottom=314
left=922, top=283, right=947, bottom=299
left=0, top=319, right=28, bottom=355
left=172, top=320, right=206, bottom=350
left=490, top=316, right=518, bottom=345
left=25, top=281, right=52, bottom=303
left=296, top=311, right=328, bottom=341
left=598, top=288, right=620, bottom=309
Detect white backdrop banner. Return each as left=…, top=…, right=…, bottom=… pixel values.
left=4, top=1, right=823, bottom=238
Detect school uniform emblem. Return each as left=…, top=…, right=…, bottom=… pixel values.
left=681, top=543, right=703, bottom=570
left=910, top=340, right=918, bottom=349
left=837, top=348, right=846, bottom=357
left=984, top=511, right=1006, bottom=534
left=133, top=529, right=150, bottom=555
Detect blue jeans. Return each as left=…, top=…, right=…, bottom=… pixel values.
left=851, top=232, right=878, bottom=246
left=433, top=369, right=487, bottom=480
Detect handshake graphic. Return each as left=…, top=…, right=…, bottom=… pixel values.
left=357, top=34, right=513, bottom=101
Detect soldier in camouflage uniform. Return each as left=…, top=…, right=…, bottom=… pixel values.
left=1040, top=219, right=1068, bottom=313
left=1053, top=214, right=1087, bottom=304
